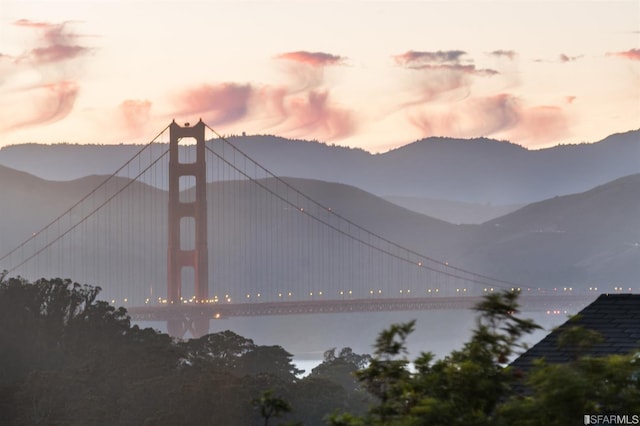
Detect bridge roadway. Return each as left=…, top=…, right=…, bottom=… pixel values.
left=127, top=294, right=598, bottom=323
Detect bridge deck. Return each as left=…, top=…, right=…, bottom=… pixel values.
left=127, top=294, right=597, bottom=321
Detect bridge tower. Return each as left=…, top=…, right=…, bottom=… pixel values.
left=167, top=119, right=209, bottom=337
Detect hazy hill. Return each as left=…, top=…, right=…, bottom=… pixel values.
left=458, top=173, right=640, bottom=287
left=0, top=130, right=638, bottom=208
left=382, top=196, right=524, bottom=225
left=1, top=164, right=639, bottom=298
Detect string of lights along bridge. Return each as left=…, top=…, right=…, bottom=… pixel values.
left=0, top=120, right=597, bottom=336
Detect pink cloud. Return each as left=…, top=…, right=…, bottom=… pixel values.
left=119, top=99, right=152, bottom=134
left=13, top=19, right=91, bottom=64
left=175, top=83, right=253, bottom=125
left=0, top=19, right=92, bottom=131
left=394, top=50, right=467, bottom=66
left=606, top=48, right=640, bottom=61
left=276, top=51, right=346, bottom=67
left=394, top=50, right=498, bottom=104
left=275, top=50, right=347, bottom=92
left=407, top=93, right=570, bottom=146
left=4, top=80, right=79, bottom=131
left=279, top=90, right=355, bottom=140
left=559, top=53, right=583, bottom=63
left=170, top=51, right=355, bottom=142
left=487, top=50, right=518, bottom=60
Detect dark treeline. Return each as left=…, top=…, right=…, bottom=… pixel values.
left=1, top=275, right=638, bottom=425
left=0, top=275, right=371, bottom=425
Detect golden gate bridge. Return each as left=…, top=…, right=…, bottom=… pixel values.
left=0, top=120, right=599, bottom=337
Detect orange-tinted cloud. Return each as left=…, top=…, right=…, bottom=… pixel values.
left=175, top=83, right=253, bottom=125
left=407, top=93, right=569, bottom=146
left=606, top=48, right=640, bottom=61
left=276, top=51, right=346, bottom=67
left=275, top=50, right=348, bottom=92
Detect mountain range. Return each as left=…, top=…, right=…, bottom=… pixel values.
left=1, top=129, right=638, bottom=213
left=1, top=159, right=638, bottom=296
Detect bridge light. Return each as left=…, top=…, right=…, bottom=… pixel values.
left=257, top=293, right=261, bottom=298
left=348, top=290, right=352, bottom=295
left=278, top=293, right=282, bottom=298
left=378, top=289, right=382, bottom=294
left=111, top=299, right=115, bottom=304
left=340, top=291, right=344, bottom=296
left=490, top=288, right=494, bottom=292
left=124, top=298, right=128, bottom=303
left=417, top=261, right=422, bottom=267
left=369, top=290, right=374, bottom=295
left=288, top=292, right=292, bottom=297
left=246, top=294, right=250, bottom=299
left=318, top=291, right=323, bottom=296
left=407, top=289, right=411, bottom=294
left=428, top=289, right=432, bottom=293
left=310, top=292, right=313, bottom=296
left=435, top=289, right=439, bottom=293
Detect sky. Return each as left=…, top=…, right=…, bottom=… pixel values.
left=0, top=0, right=638, bottom=152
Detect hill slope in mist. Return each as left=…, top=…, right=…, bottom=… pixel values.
left=459, top=173, right=640, bottom=287
left=1, top=164, right=638, bottom=299
left=0, top=130, right=638, bottom=208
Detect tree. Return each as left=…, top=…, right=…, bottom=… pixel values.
left=253, top=390, right=292, bottom=426
left=330, top=291, right=542, bottom=426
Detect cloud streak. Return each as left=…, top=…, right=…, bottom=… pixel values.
left=1, top=19, right=92, bottom=132
left=487, top=50, right=518, bottom=60
left=394, top=50, right=499, bottom=104
left=606, top=48, right=640, bottom=61
left=276, top=51, right=346, bottom=67
left=13, top=19, right=91, bottom=65
left=3, top=81, right=79, bottom=131
left=275, top=50, right=348, bottom=93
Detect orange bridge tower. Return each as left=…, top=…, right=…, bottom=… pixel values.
left=167, top=120, right=209, bottom=337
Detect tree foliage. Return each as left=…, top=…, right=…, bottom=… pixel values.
left=0, top=275, right=366, bottom=425
left=3, top=276, right=638, bottom=425
left=330, top=291, right=639, bottom=426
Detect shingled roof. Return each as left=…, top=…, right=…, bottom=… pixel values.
left=510, top=293, right=640, bottom=373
